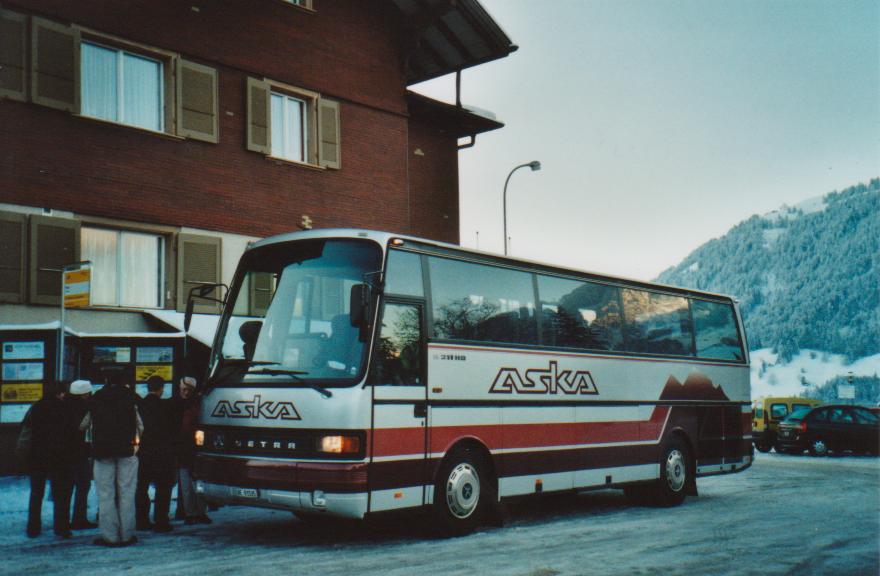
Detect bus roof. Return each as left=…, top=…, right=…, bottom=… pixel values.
left=248, top=228, right=739, bottom=303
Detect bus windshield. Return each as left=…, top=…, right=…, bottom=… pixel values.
left=209, top=238, right=382, bottom=388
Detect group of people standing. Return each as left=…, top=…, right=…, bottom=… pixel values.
left=18, top=372, right=210, bottom=546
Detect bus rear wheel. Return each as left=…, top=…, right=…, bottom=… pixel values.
left=432, top=447, right=493, bottom=536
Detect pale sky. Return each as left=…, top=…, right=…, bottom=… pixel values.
left=412, top=0, right=880, bottom=280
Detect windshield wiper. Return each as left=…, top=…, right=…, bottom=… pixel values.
left=207, top=359, right=280, bottom=390
left=223, top=359, right=280, bottom=367
left=245, top=368, right=333, bottom=398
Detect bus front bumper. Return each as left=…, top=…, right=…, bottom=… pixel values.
left=193, top=453, right=369, bottom=519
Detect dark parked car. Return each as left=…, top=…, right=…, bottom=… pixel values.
left=776, top=404, right=880, bottom=456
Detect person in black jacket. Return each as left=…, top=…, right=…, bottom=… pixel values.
left=135, top=376, right=176, bottom=532
left=23, top=381, right=76, bottom=539
left=82, top=370, right=143, bottom=547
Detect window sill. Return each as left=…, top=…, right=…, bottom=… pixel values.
left=74, top=114, right=185, bottom=142
left=79, top=305, right=167, bottom=313
left=266, top=155, right=326, bottom=171
left=271, top=0, right=316, bottom=14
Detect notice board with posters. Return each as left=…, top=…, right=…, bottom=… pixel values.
left=0, top=331, right=57, bottom=425
left=82, top=337, right=181, bottom=400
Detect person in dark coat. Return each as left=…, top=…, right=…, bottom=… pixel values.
left=174, top=376, right=211, bottom=525
left=135, top=376, right=176, bottom=532
left=24, top=381, right=76, bottom=539
left=83, top=370, right=143, bottom=547
left=67, top=379, right=97, bottom=530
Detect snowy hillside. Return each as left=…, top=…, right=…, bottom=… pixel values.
left=657, top=179, right=879, bottom=364
left=750, top=348, right=880, bottom=400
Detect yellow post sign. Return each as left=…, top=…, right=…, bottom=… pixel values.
left=63, top=266, right=91, bottom=308
left=135, top=364, right=173, bottom=382
left=1, top=383, right=44, bottom=403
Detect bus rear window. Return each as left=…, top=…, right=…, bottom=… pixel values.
left=692, top=299, right=743, bottom=361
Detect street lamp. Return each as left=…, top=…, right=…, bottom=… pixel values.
left=503, top=160, right=541, bottom=255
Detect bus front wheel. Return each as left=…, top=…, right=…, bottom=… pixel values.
left=432, top=447, right=493, bottom=536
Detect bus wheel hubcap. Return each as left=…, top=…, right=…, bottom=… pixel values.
left=446, top=463, right=480, bottom=519
left=666, top=449, right=686, bottom=492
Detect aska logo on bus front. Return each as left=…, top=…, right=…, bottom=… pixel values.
left=489, top=360, right=599, bottom=395
left=211, top=395, right=302, bottom=420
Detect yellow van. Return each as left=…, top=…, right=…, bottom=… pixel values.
left=752, top=397, right=823, bottom=452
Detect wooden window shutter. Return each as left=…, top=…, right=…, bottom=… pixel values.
left=246, top=77, right=271, bottom=154
left=28, top=215, right=80, bottom=305
left=0, top=211, right=27, bottom=302
left=318, top=98, right=341, bottom=169
left=176, top=234, right=222, bottom=313
left=248, top=272, right=274, bottom=316
left=31, top=17, right=79, bottom=113
left=177, top=59, right=219, bottom=143
left=0, top=8, right=27, bottom=102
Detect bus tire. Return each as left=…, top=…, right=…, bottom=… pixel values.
left=652, top=437, right=690, bottom=507
left=432, top=447, right=493, bottom=536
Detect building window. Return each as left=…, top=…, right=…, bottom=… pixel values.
left=82, top=227, right=164, bottom=309
left=271, top=92, right=308, bottom=163
left=81, top=41, right=164, bottom=132
left=247, top=77, right=340, bottom=168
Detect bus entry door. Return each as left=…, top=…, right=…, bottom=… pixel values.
left=369, top=300, right=427, bottom=513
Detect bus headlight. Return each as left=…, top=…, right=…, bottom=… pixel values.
left=317, top=435, right=360, bottom=454
left=195, top=430, right=205, bottom=447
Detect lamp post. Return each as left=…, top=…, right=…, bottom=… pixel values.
left=503, top=160, right=541, bottom=255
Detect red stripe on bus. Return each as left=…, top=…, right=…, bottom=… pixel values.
left=371, top=406, right=670, bottom=457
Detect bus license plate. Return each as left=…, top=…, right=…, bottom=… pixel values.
left=233, top=487, right=258, bottom=499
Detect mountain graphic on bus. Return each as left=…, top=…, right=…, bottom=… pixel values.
left=659, top=373, right=730, bottom=402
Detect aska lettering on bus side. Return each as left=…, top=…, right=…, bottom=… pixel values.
left=211, top=395, right=302, bottom=420
left=490, top=360, right=598, bottom=395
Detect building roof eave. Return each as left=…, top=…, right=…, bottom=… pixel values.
left=392, top=0, right=517, bottom=85
left=407, top=91, right=504, bottom=137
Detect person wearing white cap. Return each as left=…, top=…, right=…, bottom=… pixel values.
left=174, top=377, right=211, bottom=525
left=67, top=380, right=97, bottom=530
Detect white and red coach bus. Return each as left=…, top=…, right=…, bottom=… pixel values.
left=192, top=229, right=751, bottom=533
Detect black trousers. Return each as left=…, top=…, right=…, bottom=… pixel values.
left=135, top=452, right=175, bottom=525
left=28, top=467, right=74, bottom=534
left=70, top=457, right=92, bottom=524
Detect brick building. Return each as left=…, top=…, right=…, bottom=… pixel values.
left=0, top=0, right=514, bottom=453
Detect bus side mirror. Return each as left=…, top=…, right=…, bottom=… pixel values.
left=184, top=299, right=195, bottom=333
left=350, top=284, right=368, bottom=328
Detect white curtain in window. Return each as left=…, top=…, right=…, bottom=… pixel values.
left=286, top=97, right=305, bottom=161
left=270, top=92, right=305, bottom=162
left=120, top=232, right=161, bottom=308
left=82, top=227, right=118, bottom=305
left=81, top=43, right=118, bottom=122
left=123, top=53, right=162, bottom=131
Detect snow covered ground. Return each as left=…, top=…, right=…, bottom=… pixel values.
left=1, top=453, right=877, bottom=576
left=750, top=348, right=880, bottom=399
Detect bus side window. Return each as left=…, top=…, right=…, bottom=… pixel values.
left=372, top=302, right=423, bottom=386
left=385, top=250, right=424, bottom=297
